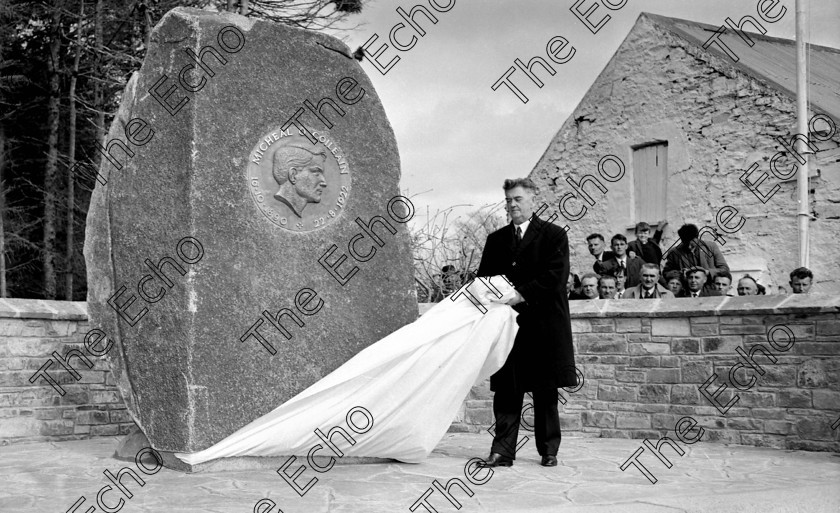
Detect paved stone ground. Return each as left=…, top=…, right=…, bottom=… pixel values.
left=2, top=433, right=839, bottom=513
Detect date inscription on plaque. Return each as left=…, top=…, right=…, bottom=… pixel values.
left=247, top=128, right=351, bottom=232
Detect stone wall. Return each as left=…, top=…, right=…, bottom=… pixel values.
left=5, top=296, right=838, bottom=452
left=0, top=299, right=132, bottom=444
left=450, top=294, right=840, bottom=452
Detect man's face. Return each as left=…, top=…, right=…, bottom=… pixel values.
left=442, top=270, right=459, bottom=288
left=598, top=279, right=616, bottom=299
left=790, top=276, right=812, bottom=294
left=641, top=268, right=659, bottom=290
left=714, top=276, right=732, bottom=293
left=737, top=279, right=758, bottom=296
left=637, top=228, right=650, bottom=244
left=611, top=239, right=627, bottom=257
left=667, top=278, right=683, bottom=295
left=614, top=271, right=627, bottom=290
left=686, top=271, right=706, bottom=292
left=679, top=235, right=699, bottom=254
left=587, top=237, right=605, bottom=257
left=292, top=157, right=327, bottom=202
left=581, top=278, right=599, bottom=299
left=505, top=186, right=534, bottom=225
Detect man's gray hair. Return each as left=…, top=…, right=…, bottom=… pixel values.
left=272, top=145, right=327, bottom=186
left=580, top=272, right=599, bottom=284
left=641, top=263, right=660, bottom=274
left=503, top=178, right=538, bottom=194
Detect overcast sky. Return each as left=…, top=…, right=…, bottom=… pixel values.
left=330, top=0, right=840, bottom=222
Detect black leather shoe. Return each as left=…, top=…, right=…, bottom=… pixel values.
left=540, top=455, right=558, bottom=467
left=477, top=453, right=513, bottom=468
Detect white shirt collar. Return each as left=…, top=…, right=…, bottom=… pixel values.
left=513, top=219, right=530, bottom=236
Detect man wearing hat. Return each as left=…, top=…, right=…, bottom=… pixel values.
left=663, top=223, right=729, bottom=293
left=677, top=266, right=722, bottom=298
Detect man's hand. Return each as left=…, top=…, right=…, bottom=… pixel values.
left=506, top=290, right=525, bottom=306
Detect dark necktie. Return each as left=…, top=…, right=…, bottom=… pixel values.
left=645, top=290, right=653, bottom=299
left=515, top=226, right=522, bottom=244
left=620, top=260, right=626, bottom=270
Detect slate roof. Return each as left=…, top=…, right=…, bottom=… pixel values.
left=642, top=12, right=840, bottom=120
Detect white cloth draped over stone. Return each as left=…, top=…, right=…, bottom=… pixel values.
left=175, top=277, right=519, bottom=465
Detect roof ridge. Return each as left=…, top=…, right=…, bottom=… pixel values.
left=640, top=11, right=840, bottom=55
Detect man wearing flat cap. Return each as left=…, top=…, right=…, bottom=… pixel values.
left=677, top=266, right=722, bottom=298
left=663, top=223, right=729, bottom=293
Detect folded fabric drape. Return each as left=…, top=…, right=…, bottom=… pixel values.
left=175, top=277, right=519, bottom=465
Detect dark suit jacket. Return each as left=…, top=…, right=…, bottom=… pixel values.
left=677, top=288, right=722, bottom=298
left=476, top=218, right=577, bottom=392
left=628, top=231, right=663, bottom=265
left=592, top=251, right=616, bottom=272
left=595, top=256, right=645, bottom=288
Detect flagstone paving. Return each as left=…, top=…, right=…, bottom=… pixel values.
left=2, top=433, right=838, bottom=512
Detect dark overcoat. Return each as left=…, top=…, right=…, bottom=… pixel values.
left=476, top=217, right=577, bottom=392
left=662, top=240, right=730, bottom=288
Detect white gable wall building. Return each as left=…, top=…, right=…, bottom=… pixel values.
left=528, top=13, right=840, bottom=292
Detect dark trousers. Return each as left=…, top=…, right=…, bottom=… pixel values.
left=490, top=388, right=561, bottom=459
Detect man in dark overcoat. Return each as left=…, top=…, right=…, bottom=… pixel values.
left=475, top=178, right=577, bottom=468
left=662, top=223, right=729, bottom=292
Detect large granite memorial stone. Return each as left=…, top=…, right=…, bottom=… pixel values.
left=84, top=7, right=417, bottom=455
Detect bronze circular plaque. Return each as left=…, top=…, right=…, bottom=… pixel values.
left=246, top=128, right=351, bottom=232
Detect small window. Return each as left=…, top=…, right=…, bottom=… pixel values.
left=632, top=141, right=668, bottom=223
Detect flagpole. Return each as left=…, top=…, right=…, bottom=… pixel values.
left=795, top=0, right=810, bottom=267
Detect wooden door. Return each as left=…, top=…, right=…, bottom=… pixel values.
left=633, top=142, right=668, bottom=223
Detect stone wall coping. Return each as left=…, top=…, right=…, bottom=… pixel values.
left=2, top=294, right=837, bottom=322
left=569, top=293, right=840, bottom=318
left=0, top=298, right=88, bottom=320
left=418, top=293, right=839, bottom=318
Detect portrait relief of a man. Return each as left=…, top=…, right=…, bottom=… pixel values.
left=271, top=144, right=328, bottom=218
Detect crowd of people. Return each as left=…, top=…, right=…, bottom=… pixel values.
left=567, top=222, right=815, bottom=300
left=423, top=221, right=816, bottom=303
